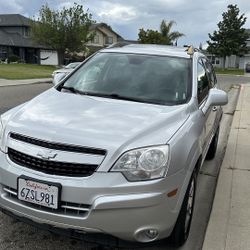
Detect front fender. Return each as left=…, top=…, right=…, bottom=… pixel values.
left=167, top=106, right=204, bottom=212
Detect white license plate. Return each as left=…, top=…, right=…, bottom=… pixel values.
left=18, top=178, right=60, bottom=209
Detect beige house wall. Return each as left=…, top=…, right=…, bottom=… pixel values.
left=87, top=27, right=119, bottom=48
left=87, top=30, right=104, bottom=47
left=98, top=26, right=118, bottom=45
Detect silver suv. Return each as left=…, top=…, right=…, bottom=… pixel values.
left=0, top=44, right=227, bottom=246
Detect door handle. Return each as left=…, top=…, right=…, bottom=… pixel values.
left=212, top=106, right=217, bottom=112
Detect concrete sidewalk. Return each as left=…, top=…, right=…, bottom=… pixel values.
left=0, top=78, right=52, bottom=87
left=203, top=84, right=250, bottom=250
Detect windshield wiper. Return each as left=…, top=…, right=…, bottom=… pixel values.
left=60, top=88, right=173, bottom=105
left=94, top=93, right=178, bottom=105
left=60, top=86, right=82, bottom=94
left=84, top=92, right=148, bottom=103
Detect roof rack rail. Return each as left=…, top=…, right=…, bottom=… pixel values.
left=184, top=45, right=201, bottom=55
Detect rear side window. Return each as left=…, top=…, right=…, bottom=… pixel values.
left=197, top=60, right=209, bottom=104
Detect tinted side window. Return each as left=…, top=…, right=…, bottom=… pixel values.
left=197, top=60, right=209, bottom=104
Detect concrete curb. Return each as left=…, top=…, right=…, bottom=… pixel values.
left=216, top=73, right=250, bottom=78
left=0, top=78, right=52, bottom=87
left=202, top=84, right=250, bottom=250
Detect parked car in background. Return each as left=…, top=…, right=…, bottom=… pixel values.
left=52, top=62, right=82, bottom=84
left=0, top=44, right=228, bottom=247
left=246, top=62, right=250, bottom=73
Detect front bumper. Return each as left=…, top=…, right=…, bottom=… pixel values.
left=0, top=151, right=185, bottom=242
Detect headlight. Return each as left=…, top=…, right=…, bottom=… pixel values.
left=110, top=145, right=169, bottom=181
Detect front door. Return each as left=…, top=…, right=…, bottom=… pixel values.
left=197, top=58, right=216, bottom=151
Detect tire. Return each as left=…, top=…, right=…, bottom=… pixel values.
left=206, top=126, right=219, bottom=160
left=169, top=171, right=197, bottom=246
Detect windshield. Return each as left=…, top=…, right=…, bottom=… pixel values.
left=60, top=53, right=191, bottom=105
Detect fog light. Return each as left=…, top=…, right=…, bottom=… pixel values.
left=145, top=229, right=158, bottom=239
left=135, top=228, right=159, bottom=242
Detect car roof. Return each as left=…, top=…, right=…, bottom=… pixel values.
left=100, top=44, right=193, bottom=58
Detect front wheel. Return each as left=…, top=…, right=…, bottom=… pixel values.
left=169, top=171, right=197, bottom=246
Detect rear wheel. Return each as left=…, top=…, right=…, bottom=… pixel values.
left=206, top=126, right=219, bottom=160
left=169, top=171, right=197, bottom=246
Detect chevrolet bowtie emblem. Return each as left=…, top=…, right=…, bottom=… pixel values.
left=37, top=149, right=57, bottom=160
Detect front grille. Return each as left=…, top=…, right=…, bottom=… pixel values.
left=8, top=148, right=98, bottom=177
left=3, top=186, right=91, bottom=217
left=10, top=133, right=106, bottom=156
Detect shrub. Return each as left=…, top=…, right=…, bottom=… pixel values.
left=8, top=54, right=20, bottom=63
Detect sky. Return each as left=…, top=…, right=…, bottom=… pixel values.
left=1, top=0, right=250, bottom=47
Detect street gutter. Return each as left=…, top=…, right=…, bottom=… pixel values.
left=0, top=78, right=52, bottom=87
left=216, top=73, right=250, bottom=77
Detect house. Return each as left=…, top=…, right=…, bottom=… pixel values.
left=206, top=29, right=250, bottom=70
left=86, top=23, right=123, bottom=54
left=239, top=29, right=250, bottom=69
left=0, top=14, right=58, bottom=65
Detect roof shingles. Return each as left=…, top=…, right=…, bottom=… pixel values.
left=0, top=14, right=50, bottom=48
left=0, top=14, right=30, bottom=27
left=0, top=29, right=45, bottom=48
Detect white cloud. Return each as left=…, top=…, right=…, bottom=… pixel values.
left=1, top=0, right=250, bottom=46
left=57, top=1, right=77, bottom=10
left=97, top=3, right=137, bottom=23
left=0, top=0, right=23, bottom=13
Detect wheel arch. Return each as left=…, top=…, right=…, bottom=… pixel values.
left=173, top=153, right=201, bottom=214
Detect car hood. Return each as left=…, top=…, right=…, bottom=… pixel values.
left=5, top=88, right=190, bottom=168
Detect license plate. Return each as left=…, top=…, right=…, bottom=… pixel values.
left=17, top=177, right=61, bottom=209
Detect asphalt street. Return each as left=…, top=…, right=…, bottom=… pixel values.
left=217, top=74, right=250, bottom=92
left=0, top=76, right=245, bottom=250
left=0, top=83, right=51, bottom=114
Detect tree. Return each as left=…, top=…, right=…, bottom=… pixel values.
left=138, top=19, right=184, bottom=45
left=207, top=4, right=249, bottom=68
left=160, top=20, right=184, bottom=45
left=138, top=29, right=164, bottom=44
left=31, top=3, right=94, bottom=65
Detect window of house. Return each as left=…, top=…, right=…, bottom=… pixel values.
left=93, top=35, right=99, bottom=44
left=216, top=59, right=220, bottom=65
left=197, top=60, right=209, bottom=104
left=23, top=27, right=30, bottom=37
left=0, top=46, right=7, bottom=60
left=106, top=36, right=113, bottom=44
left=0, top=46, right=7, bottom=53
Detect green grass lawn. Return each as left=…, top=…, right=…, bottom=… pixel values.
left=214, top=67, right=244, bottom=75
left=0, top=63, right=56, bottom=79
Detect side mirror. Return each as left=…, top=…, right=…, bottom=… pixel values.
left=202, top=88, right=228, bottom=114
left=53, top=72, right=67, bottom=85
